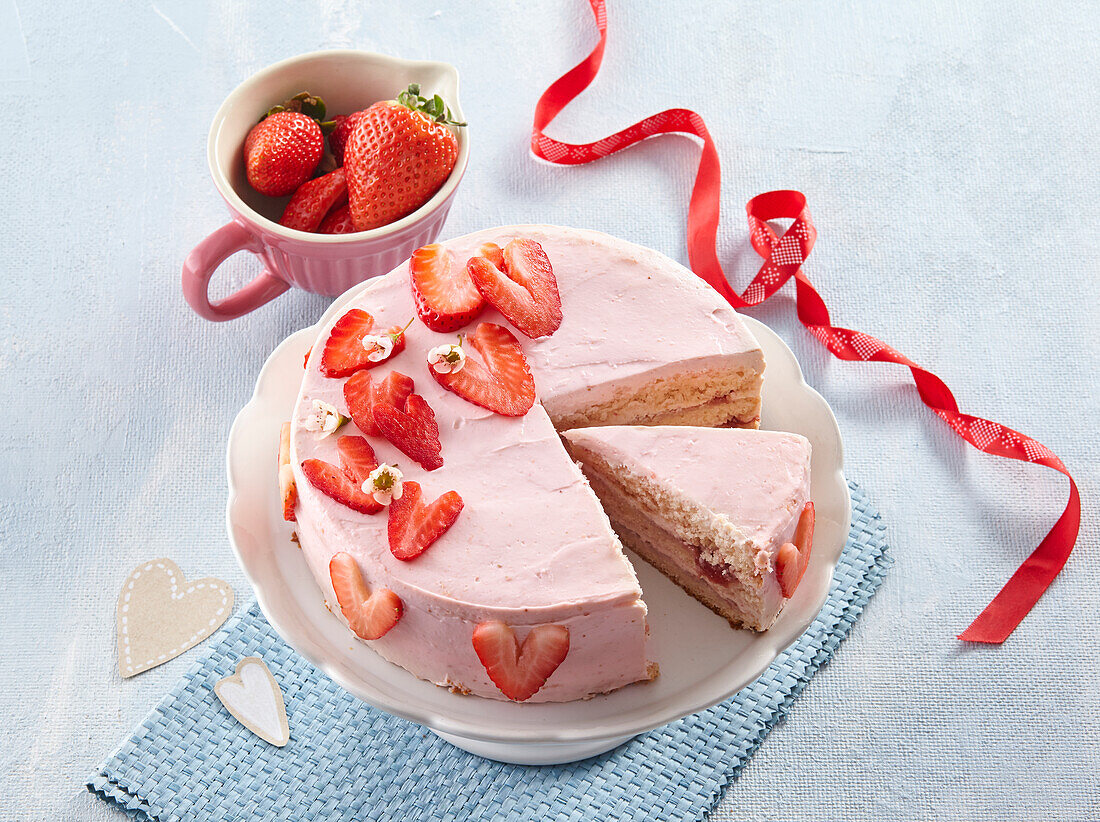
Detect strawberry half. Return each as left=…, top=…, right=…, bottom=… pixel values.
left=387, top=481, right=463, bottom=561
left=344, top=370, right=416, bottom=438
left=477, top=241, right=505, bottom=269
left=410, top=244, right=485, bottom=332
left=278, top=421, right=297, bottom=522
left=327, top=111, right=367, bottom=166
left=432, top=322, right=535, bottom=416
left=279, top=168, right=348, bottom=232
left=329, top=318, right=408, bottom=380
left=300, top=435, right=383, bottom=515
left=373, top=393, right=444, bottom=471
left=344, top=85, right=463, bottom=230
left=320, top=309, right=376, bottom=378
left=776, top=502, right=816, bottom=598
left=244, top=111, right=324, bottom=197
left=466, top=239, right=562, bottom=338
left=318, top=204, right=357, bottom=234
left=329, top=552, right=403, bottom=640
left=472, top=621, right=570, bottom=702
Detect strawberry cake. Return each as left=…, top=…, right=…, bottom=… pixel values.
left=283, top=225, right=813, bottom=703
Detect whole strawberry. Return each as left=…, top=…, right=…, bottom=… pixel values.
left=344, top=84, right=464, bottom=231
left=328, top=111, right=367, bottom=166
left=244, top=111, right=324, bottom=197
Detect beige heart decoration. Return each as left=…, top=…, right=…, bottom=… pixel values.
left=214, top=656, right=290, bottom=746
left=116, top=558, right=234, bottom=678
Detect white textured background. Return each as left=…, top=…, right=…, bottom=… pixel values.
left=1, top=1, right=1097, bottom=819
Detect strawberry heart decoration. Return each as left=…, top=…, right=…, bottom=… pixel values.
left=776, top=502, right=816, bottom=598
left=300, top=435, right=383, bottom=515
left=431, top=322, right=535, bottom=417
left=344, top=370, right=415, bottom=438
left=472, top=620, right=570, bottom=702
left=387, top=480, right=463, bottom=561
left=466, top=239, right=562, bottom=339
left=329, top=552, right=403, bottom=640
left=320, top=308, right=395, bottom=378
left=373, top=392, right=444, bottom=471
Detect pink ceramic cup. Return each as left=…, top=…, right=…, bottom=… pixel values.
left=183, top=50, right=469, bottom=321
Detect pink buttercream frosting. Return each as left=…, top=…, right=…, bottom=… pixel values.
left=290, top=225, right=764, bottom=702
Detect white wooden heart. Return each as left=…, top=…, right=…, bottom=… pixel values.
left=116, top=558, right=233, bottom=678
left=214, top=656, right=290, bottom=747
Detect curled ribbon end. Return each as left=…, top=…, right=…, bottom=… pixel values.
left=956, top=630, right=1005, bottom=645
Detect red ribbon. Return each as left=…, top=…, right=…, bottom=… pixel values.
left=531, top=0, right=1079, bottom=644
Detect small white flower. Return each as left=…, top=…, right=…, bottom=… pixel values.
left=303, top=398, right=347, bottom=439
left=363, top=463, right=404, bottom=505
left=361, top=333, right=395, bottom=362
left=427, top=342, right=466, bottom=374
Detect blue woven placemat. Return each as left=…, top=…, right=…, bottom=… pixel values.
left=88, top=481, right=890, bottom=822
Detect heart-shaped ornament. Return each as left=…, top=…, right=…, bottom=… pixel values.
left=116, top=558, right=233, bottom=678
left=214, top=656, right=290, bottom=747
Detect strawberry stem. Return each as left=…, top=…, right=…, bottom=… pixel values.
left=390, top=317, right=416, bottom=344
left=264, top=91, right=328, bottom=123
left=396, top=83, right=466, bottom=127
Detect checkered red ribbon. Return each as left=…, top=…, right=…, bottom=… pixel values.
left=531, top=0, right=1079, bottom=643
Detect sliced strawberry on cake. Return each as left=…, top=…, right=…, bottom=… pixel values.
left=278, top=421, right=297, bottom=522
left=429, top=322, right=535, bottom=416
left=410, top=243, right=485, bottom=332
left=300, top=435, right=384, bottom=514
left=476, top=241, right=504, bottom=269
left=321, top=309, right=410, bottom=378
left=329, top=552, right=403, bottom=640
left=373, top=392, right=444, bottom=471
left=320, top=309, right=374, bottom=378
left=466, top=239, right=562, bottom=338
left=344, top=370, right=415, bottom=437
left=387, top=481, right=463, bottom=560
left=472, top=621, right=570, bottom=702
left=776, top=502, right=815, bottom=598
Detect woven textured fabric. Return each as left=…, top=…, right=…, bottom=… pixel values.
left=88, top=482, right=890, bottom=822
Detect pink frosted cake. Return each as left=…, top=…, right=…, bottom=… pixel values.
left=283, top=225, right=813, bottom=703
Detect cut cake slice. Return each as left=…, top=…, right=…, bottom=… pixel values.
left=562, top=425, right=812, bottom=631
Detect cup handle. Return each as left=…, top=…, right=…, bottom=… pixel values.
left=182, top=221, right=291, bottom=321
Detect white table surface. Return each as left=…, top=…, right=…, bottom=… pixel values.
left=1, top=0, right=1096, bottom=819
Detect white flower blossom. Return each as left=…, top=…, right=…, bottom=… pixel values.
left=303, top=398, right=346, bottom=438
left=427, top=342, right=466, bottom=374
left=361, top=333, right=395, bottom=363
left=363, top=464, right=404, bottom=505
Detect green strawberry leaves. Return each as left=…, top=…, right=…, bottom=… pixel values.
left=396, top=83, right=466, bottom=127
left=264, top=91, right=329, bottom=124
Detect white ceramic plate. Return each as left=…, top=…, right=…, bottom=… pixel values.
left=227, top=312, right=850, bottom=764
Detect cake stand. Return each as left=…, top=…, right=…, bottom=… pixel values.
left=227, top=299, right=850, bottom=765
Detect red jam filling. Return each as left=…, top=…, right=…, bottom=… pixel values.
left=694, top=548, right=735, bottom=585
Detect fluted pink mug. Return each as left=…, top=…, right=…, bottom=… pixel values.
left=183, top=50, right=468, bottom=321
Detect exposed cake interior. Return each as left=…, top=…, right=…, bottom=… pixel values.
left=548, top=365, right=762, bottom=431
left=562, top=426, right=811, bottom=631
